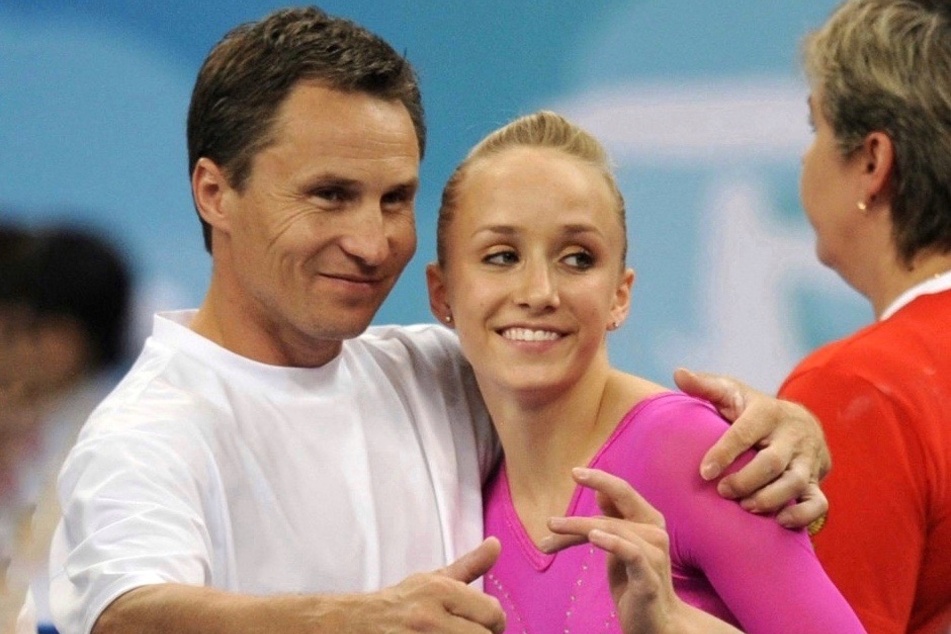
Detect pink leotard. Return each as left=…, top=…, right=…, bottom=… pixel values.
left=483, top=391, right=865, bottom=633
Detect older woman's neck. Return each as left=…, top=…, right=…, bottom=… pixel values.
left=872, top=249, right=951, bottom=318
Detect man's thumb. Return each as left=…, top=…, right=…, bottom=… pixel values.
left=674, top=367, right=744, bottom=420
left=441, top=537, right=501, bottom=584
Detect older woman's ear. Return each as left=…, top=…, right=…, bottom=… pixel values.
left=857, top=131, right=895, bottom=206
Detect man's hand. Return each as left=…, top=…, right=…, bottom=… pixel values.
left=368, top=538, right=506, bottom=633
left=674, top=368, right=830, bottom=529
left=92, top=540, right=506, bottom=634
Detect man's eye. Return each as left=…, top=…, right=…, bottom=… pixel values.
left=382, top=186, right=414, bottom=207
left=313, top=188, right=347, bottom=203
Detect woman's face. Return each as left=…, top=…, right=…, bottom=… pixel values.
left=427, top=146, right=633, bottom=398
left=800, top=91, right=866, bottom=273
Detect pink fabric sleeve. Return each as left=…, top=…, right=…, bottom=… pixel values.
left=632, top=397, right=866, bottom=634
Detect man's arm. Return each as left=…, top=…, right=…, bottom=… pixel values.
left=673, top=368, right=830, bottom=529
left=91, top=540, right=506, bottom=634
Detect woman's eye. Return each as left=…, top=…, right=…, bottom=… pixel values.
left=563, top=251, right=595, bottom=269
left=484, top=250, right=518, bottom=266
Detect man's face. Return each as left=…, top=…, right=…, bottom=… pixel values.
left=212, top=82, right=420, bottom=366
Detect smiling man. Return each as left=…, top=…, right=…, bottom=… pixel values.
left=47, top=10, right=503, bottom=634
left=44, top=6, right=830, bottom=634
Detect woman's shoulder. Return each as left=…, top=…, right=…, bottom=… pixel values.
left=598, top=381, right=732, bottom=479
left=620, top=386, right=726, bottom=441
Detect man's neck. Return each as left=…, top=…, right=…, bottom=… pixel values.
left=191, top=283, right=343, bottom=368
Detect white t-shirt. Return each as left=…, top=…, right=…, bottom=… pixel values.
left=48, top=311, right=495, bottom=634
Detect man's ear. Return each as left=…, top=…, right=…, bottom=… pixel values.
left=425, top=262, right=452, bottom=327
left=192, top=157, right=234, bottom=235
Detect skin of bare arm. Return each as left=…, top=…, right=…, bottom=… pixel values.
left=91, top=539, right=506, bottom=634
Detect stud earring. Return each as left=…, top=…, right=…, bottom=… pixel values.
left=444, top=314, right=453, bottom=324
left=857, top=201, right=867, bottom=211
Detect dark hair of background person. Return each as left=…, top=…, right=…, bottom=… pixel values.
left=0, top=223, right=132, bottom=371
left=187, top=5, right=427, bottom=253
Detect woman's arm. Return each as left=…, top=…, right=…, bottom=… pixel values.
left=542, top=469, right=742, bottom=634
left=673, top=368, right=830, bottom=529
left=780, top=368, right=926, bottom=632
left=637, top=404, right=864, bottom=633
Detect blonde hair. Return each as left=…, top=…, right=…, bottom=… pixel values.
left=802, top=0, right=951, bottom=264
left=436, top=110, right=627, bottom=266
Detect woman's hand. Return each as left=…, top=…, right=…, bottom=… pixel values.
left=540, top=468, right=742, bottom=634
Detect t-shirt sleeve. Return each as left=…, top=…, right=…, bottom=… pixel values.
left=387, top=324, right=499, bottom=480
left=629, top=396, right=866, bottom=634
left=780, top=366, right=926, bottom=633
left=50, top=420, right=215, bottom=634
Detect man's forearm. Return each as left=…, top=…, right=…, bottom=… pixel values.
left=91, top=584, right=358, bottom=634
left=89, top=564, right=505, bottom=634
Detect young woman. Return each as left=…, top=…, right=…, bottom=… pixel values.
left=427, top=111, right=865, bottom=633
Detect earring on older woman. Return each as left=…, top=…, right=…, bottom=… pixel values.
left=857, top=194, right=876, bottom=212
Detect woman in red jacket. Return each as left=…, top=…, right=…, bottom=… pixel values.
left=780, top=1, right=951, bottom=632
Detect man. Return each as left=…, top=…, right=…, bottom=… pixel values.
left=48, top=7, right=829, bottom=634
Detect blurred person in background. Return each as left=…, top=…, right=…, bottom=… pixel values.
left=0, top=221, right=132, bottom=634
left=1, top=223, right=40, bottom=616
left=779, top=1, right=951, bottom=632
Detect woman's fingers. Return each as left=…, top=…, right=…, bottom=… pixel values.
left=571, top=467, right=665, bottom=527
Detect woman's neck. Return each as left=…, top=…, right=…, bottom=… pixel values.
left=869, top=249, right=951, bottom=318
left=480, top=365, right=664, bottom=544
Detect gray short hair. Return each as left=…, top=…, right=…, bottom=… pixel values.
left=802, top=0, right=951, bottom=265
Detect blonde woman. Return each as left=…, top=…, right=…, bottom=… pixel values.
left=427, top=110, right=865, bottom=633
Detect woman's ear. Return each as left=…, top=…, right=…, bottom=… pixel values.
left=192, top=157, right=234, bottom=236
left=859, top=131, right=895, bottom=203
left=425, top=262, right=453, bottom=327
left=610, top=268, right=635, bottom=329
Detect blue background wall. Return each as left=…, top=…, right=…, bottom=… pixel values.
left=1, top=1, right=867, bottom=391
